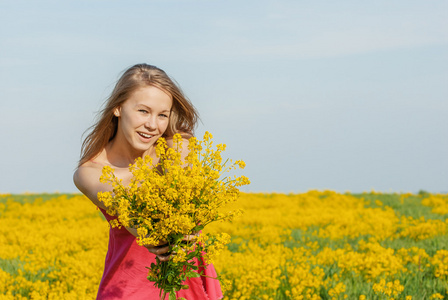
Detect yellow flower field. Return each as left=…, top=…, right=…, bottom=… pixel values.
left=1, top=191, right=447, bottom=299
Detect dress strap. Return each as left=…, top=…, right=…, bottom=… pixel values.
left=89, top=160, right=103, bottom=166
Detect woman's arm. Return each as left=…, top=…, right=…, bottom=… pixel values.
left=73, top=165, right=108, bottom=210
left=74, top=165, right=173, bottom=260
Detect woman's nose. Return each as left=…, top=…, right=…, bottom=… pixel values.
left=145, top=116, right=156, bottom=129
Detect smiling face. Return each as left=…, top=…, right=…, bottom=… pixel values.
left=114, top=86, right=173, bottom=154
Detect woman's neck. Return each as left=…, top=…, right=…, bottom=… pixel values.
left=105, top=137, right=155, bottom=168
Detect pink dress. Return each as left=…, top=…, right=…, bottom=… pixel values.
left=97, top=208, right=223, bottom=300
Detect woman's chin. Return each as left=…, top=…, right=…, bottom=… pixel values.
left=132, top=141, right=156, bottom=153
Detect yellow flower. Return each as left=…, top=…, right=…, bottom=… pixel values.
left=98, top=131, right=249, bottom=296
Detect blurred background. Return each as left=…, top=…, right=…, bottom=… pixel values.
left=0, top=0, right=447, bottom=194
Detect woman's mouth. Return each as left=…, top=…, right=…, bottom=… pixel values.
left=138, top=132, right=153, bottom=140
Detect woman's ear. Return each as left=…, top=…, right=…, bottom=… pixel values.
left=114, top=107, right=121, bottom=117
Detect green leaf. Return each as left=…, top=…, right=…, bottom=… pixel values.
left=169, top=292, right=177, bottom=300
left=186, top=252, right=197, bottom=260
left=186, top=271, right=200, bottom=278
left=193, top=225, right=205, bottom=232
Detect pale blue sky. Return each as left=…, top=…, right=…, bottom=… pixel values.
left=1, top=0, right=447, bottom=193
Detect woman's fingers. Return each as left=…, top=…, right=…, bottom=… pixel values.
left=182, top=232, right=199, bottom=242
left=145, top=243, right=169, bottom=256
left=156, top=239, right=169, bottom=247
left=144, top=239, right=167, bottom=250
left=156, top=251, right=173, bottom=262
left=145, top=234, right=198, bottom=261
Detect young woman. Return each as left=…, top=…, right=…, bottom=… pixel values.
left=74, top=64, right=223, bottom=299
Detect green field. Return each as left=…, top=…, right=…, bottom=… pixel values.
left=0, top=191, right=447, bottom=299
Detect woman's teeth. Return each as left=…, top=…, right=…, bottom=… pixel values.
left=139, top=132, right=152, bottom=138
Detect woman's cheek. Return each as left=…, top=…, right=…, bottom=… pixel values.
left=162, top=120, right=170, bottom=132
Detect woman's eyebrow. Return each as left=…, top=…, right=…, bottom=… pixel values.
left=136, top=104, right=170, bottom=113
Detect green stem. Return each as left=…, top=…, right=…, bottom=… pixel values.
left=161, top=290, right=168, bottom=300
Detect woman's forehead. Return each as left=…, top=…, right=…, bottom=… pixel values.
left=125, top=86, right=173, bottom=107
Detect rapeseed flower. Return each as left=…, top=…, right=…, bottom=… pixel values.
left=99, top=132, right=249, bottom=299
left=1, top=191, right=448, bottom=299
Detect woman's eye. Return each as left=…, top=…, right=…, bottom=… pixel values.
left=139, top=109, right=148, bottom=114
left=159, top=114, right=169, bottom=118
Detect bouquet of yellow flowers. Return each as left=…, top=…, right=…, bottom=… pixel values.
left=98, top=132, right=250, bottom=300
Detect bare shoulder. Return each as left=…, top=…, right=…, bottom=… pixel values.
left=73, top=163, right=101, bottom=192
left=165, top=132, right=192, bottom=147
left=73, top=162, right=109, bottom=209
left=165, top=134, right=192, bottom=160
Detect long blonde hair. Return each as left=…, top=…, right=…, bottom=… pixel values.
left=79, top=63, right=198, bottom=166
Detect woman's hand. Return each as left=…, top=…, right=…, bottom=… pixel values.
left=145, top=241, right=171, bottom=262
left=182, top=232, right=199, bottom=243
left=144, top=233, right=199, bottom=261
